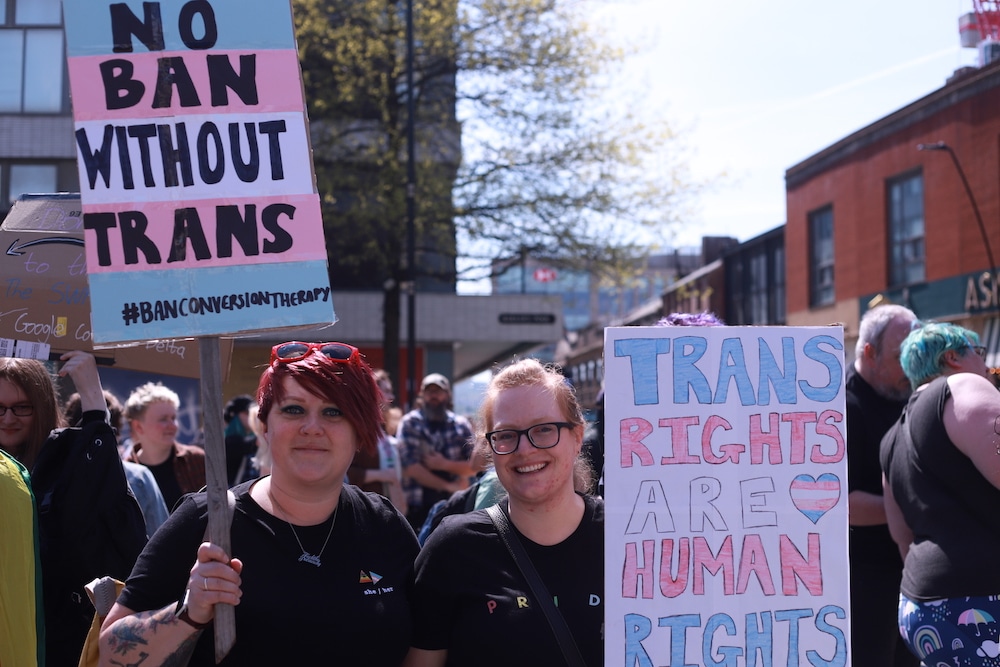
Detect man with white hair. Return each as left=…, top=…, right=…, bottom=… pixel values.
left=846, top=304, right=918, bottom=667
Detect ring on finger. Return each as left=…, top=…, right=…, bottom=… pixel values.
left=203, top=576, right=209, bottom=591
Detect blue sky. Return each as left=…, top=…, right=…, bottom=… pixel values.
left=593, top=0, right=980, bottom=248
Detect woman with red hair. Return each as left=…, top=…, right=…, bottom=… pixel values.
left=100, top=342, right=419, bottom=666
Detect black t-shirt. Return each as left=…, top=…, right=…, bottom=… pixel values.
left=118, top=480, right=419, bottom=665
left=411, top=495, right=604, bottom=666
left=146, top=452, right=184, bottom=511
left=844, top=367, right=905, bottom=569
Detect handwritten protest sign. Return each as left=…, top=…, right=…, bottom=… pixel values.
left=62, top=0, right=333, bottom=343
left=603, top=325, right=850, bottom=666
left=0, top=195, right=231, bottom=378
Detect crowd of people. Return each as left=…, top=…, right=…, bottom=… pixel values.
left=2, top=307, right=998, bottom=665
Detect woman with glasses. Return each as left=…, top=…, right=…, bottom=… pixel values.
left=1, top=351, right=146, bottom=666
left=99, top=342, right=420, bottom=666
left=0, top=355, right=70, bottom=469
left=880, top=322, right=1000, bottom=665
left=404, top=358, right=603, bottom=667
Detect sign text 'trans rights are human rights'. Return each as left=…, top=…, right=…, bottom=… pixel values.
left=63, top=0, right=334, bottom=343
left=603, top=326, right=851, bottom=666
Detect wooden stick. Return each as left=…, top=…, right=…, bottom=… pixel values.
left=199, top=336, right=235, bottom=661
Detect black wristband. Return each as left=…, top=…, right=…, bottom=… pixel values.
left=174, top=590, right=211, bottom=630
left=177, top=606, right=211, bottom=630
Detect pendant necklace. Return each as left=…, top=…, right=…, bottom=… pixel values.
left=269, top=491, right=338, bottom=567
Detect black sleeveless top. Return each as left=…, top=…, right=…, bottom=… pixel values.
left=880, top=376, right=1000, bottom=600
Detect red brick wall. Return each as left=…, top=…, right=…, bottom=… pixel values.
left=786, top=86, right=1000, bottom=317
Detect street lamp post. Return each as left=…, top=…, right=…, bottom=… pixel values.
left=405, top=0, right=417, bottom=409
left=917, top=141, right=997, bottom=273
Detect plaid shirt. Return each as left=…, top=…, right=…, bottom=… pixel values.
left=398, top=408, right=473, bottom=513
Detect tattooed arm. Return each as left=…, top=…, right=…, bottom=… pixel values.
left=99, top=604, right=201, bottom=667
left=99, top=543, right=243, bottom=667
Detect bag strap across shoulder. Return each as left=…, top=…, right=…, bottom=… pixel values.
left=485, top=503, right=587, bottom=667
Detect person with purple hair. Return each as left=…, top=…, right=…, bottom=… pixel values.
left=655, top=311, right=725, bottom=328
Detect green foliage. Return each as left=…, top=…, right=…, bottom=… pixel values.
left=292, top=0, right=700, bottom=291
left=291, top=0, right=702, bottom=390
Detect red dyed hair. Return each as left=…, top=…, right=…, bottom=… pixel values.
left=256, top=349, right=383, bottom=456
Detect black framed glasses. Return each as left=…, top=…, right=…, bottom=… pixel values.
left=485, top=422, right=575, bottom=455
left=270, top=341, right=359, bottom=365
left=0, top=404, right=33, bottom=417
left=970, top=345, right=987, bottom=360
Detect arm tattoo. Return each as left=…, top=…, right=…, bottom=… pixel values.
left=109, top=653, right=149, bottom=667
left=161, top=634, right=201, bottom=667
left=107, top=606, right=203, bottom=665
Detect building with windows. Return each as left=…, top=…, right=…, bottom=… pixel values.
left=786, top=59, right=1000, bottom=362
left=493, top=247, right=713, bottom=332
left=722, top=225, right=786, bottom=326
left=554, top=233, right=789, bottom=410
left=0, top=0, right=76, bottom=213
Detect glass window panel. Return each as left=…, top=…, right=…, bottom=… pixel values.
left=23, top=30, right=63, bottom=112
left=0, top=31, right=25, bottom=112
left=809, top=206, right=834, bottom=307
left=8, top=165, right=57, bottom=205
left=888, top=173, right=925, bottom=286
left=15, top=0, right=62, bottom=25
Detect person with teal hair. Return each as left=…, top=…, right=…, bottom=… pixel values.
left=880, top=321, right=1000, bottom=665
left=897, top=320, right=983, bottom=388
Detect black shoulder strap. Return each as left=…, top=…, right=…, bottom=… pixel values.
left=486, top=504, right=587, bottom=667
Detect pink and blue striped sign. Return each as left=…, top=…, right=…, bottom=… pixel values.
left=63, top=0, right=334, bottom=342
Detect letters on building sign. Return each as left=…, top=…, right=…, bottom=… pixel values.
left=965, top=271, right=999, bottom=311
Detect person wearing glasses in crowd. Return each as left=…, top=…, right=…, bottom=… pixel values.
left=404, top=358, right=603, bottom=667
left=99, top=342, right=420, bottom=666
left=880, top=322, right=1000, bottom=665
left=1, top=351, right=146, bottom=666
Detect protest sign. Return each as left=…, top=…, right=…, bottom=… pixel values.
left=62, top=0, right=334, bottom=344
left=1, top=194, right=231, bottom=378
left=603, top=325, right=850, bottom=667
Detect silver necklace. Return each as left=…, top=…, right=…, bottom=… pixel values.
left=269, top=492, right=338, bottom=567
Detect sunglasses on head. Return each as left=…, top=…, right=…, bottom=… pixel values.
left=270, top=341, right=359, bottom=365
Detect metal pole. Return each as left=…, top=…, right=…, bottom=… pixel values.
left=918, top=141, right=997, bottom=272
left=406, top=0, right=417, bottom=410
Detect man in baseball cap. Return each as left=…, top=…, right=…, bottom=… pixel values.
left=398, top=373, right=476, bottom=530
left=420, top=373, right=450, bottom=393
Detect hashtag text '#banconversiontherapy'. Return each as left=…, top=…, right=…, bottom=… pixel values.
left=119, top=287, right=332, bottom=325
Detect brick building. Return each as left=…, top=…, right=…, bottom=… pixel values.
left=786, top=60, right=1000, bottom=364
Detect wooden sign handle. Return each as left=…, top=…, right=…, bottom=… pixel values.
left=199, top=336, right=235, bottom=661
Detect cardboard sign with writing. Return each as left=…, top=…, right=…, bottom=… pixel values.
left=1, top=195, right=231, bottom=378
left=62, top=0, right=334, bottom=343
left=603, top=325, right=850, bottom=666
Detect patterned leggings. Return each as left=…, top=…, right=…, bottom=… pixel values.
left=897, top=593, right=1000, bottom=666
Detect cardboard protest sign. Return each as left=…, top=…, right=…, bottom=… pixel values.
left=603, top=325, right=850, bottom=666
left=1, top=195, right=231, bottom=378
left=62, top=0, right=334, bottom=344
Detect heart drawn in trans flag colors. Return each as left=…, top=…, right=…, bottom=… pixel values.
left=788, top=474, right=841, bottom=524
